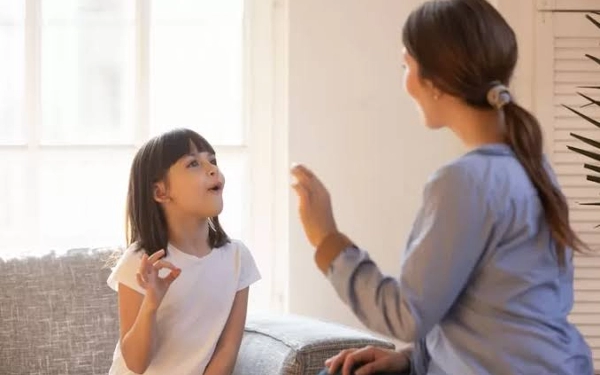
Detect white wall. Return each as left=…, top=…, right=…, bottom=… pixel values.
left=496, top=0, right=536, bottom=111
left=274, top=0, right=533, bottom=340
left=281, top=0, right=463, bottom=334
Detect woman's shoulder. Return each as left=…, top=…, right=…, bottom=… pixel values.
left=429, top=146, right=538, bottom=209
left=423, top=156, right=501, bottom=210
left=428, top=158, right=480, bottom=191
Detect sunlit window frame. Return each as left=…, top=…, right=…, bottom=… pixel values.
left=0, top=0, right=282, bottom=311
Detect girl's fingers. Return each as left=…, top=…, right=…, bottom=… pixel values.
left=150, top=259, right=181, bottom=284
left=152, top=259, right=179, bottom=273
left=136, top=272, right=147, bottom=289
left=164, top=268, right=182, bottom=284
left=148, top=249, right=165, bottom=263
left=139, top=250, right=182, bottom=287
left=139, top=253, right=150, bottom=274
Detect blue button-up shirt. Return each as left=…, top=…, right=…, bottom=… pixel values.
left=327, top=144, right=593, bottom=374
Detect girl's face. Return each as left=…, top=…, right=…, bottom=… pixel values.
left=402, top=49, right=446, bottom=129
left=154, top=142, right=225, bottom=219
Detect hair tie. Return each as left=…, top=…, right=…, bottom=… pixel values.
left=486, top=81, right=511, bottom=109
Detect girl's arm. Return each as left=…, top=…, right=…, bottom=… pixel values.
left=204, top=287, right=250, bottom=375
left=118, top=283, right=157, bottom=374
left=116, top=250, right=179, bottom=374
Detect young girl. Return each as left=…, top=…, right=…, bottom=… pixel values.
left=107, top=128, right=260, bottom=374
left=291, top=0, right=594, bottom=374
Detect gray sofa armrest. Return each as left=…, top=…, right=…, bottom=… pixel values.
left=234, top=313, right=395, bottom=375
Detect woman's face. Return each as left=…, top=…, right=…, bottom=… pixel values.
left=402, top=49, right=446, bottom=129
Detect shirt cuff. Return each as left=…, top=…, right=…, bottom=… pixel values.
left=314, top=232, right=355, bottom=274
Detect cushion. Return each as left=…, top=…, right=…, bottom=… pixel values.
left=234, top=312, right=395, bottom=375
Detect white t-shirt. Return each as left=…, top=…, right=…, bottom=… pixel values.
left=106, top=239, right=261, bottom=375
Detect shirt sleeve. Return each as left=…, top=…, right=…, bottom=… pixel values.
left=236, top=241, right=262, bottom=291
left=106, top=244, right=146, bottom=295
left=320, top=163, right=497, bottom=343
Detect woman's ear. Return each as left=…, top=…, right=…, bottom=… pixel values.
left=153, top=181, right=170, bottom=203
left=426, top=80, right=443, bottom=100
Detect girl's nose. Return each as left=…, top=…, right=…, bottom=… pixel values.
left=207, top=163, right=218, bottom=176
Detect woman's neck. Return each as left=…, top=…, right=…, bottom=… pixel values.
left=165, top=211, right=211, bottom=257
left=445, top=100, right=506, bottom=150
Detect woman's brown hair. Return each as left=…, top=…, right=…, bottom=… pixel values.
left=402, top=0, right=586, bottom=264
left=125, top=128, right=229, bottom=256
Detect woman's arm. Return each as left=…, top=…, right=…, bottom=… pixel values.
left=292, top=163, right=495, bottom=342
left=204, top=287, right=250, bottom=375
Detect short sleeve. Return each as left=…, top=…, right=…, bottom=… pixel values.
left=107, top=244, right=146, bottom=295
left=236, top=241, right=261, bottom=291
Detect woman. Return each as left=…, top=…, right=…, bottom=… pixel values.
left=291, top=0, right=594, bottom=374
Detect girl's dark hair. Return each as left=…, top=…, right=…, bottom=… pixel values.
left=402, top=0, right=586, bottom=264
left=126, top=128, right=229, bottom=256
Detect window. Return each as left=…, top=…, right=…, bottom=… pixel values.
left=0, top=0, right=276, bottom=310
left=535, top=2, right=600, bottom=368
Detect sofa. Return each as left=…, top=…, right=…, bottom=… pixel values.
left=0, top=249, right=394, bottom=375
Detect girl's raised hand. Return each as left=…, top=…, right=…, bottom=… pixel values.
left=136, top=249, right=181, bottom=310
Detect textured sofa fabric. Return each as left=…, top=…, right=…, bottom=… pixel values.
left=1, top=250, right=394, bottom=375
left=0, top=249, right=118, bottom=375
left=234, top=313, right=395, bottom=375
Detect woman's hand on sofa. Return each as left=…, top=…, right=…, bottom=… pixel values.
left=324, top=345, right=411, bottom=375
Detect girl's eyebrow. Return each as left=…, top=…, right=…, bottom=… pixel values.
left=186, top=151, right=215, bottom=158
left=186, top=151, right=200, bottom=157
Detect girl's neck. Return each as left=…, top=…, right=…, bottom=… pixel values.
left=166, top=213, right=211, bottom=257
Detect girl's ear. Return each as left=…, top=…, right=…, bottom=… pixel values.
left=153, top=181, right=170, bottom=203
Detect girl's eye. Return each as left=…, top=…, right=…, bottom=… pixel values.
left=187, top=160, right=199, bottom=168
left=210, top=159, right=217, bottom=165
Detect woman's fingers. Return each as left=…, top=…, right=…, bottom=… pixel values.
left=291, top=163, right=315, bottom=181
left=326, top=349, right=355, bottom=374
left=292, top=165, right=331, bottom=208
left=355, top=349, right=409, bottom=375
left=354, top=359, right=388, bottom=375
left=291, top=164, right=323, bottom=192
left=341, top=346, right=377, bottom=375
left=292, top=180, right=311, bottom=207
